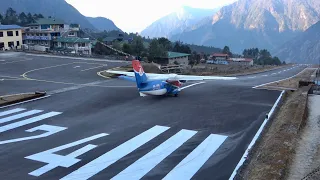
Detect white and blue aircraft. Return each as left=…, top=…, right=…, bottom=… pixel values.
left=106, top=60, right=237, bottom=97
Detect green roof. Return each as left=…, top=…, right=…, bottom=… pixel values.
left=54, top=37, right=90, bottom=43
left=29, top=18, right=65, bottom=25
left=167, top=51, right=190, bottom=58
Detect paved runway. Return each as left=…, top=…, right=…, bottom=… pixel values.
left=0, top=52, right=308, bottom=180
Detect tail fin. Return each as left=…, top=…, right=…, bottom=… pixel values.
left=132, top=60, right=148, bottom=88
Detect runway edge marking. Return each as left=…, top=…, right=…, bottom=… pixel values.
left=252, top=67, right=316, bottom=89
left=0, top=95, right=51, bottom=109
left=229, top=90, right=285, bottom=180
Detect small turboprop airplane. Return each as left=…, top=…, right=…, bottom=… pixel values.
left=106, top=60, right=237, bottom=97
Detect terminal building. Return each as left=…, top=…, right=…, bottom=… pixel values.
left=0, top=25, right=23, bottom=51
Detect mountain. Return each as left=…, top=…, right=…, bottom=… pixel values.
left=0, top=0, right=95, bottom=29
left=274, top=21, right=320, bottom=64
left=140, top=6, right=219, bottom=39
left=171, top=0, right=320, bottom=53
left=87, top=17, right=121, bottom=31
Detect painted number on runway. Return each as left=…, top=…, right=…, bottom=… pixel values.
left=0, top=108, right=65, bottom=144
left=26, top=125, right=228, bottom=180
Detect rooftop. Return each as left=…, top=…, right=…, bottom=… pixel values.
left=28, top=18, right=65, bottom=26
left=54, top=37, right=90, bottom=43
left=168, top=51, right=190, bottom=58
left=0, top=25, right=22, bottom=30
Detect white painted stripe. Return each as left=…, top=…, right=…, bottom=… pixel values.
left=0, top=110, right=43, bottom=124
left=29, top=145, right=98, bottom=176
left=0, top=112, right=61, bottom=133
left=26, top=133, right=108, bottom=176
left=61, top=125, right=170, bottom=180
left=0, top=125, right=67, bottom=145
left=163, top=134, right=228, bottom=180
left=179, top=82, right=205, bottom=91
left=0, top=108, right=25, bottom=117
left=252, top=68, right=311, bottom=89
left=0, top=95, right=51, bottom=109
left=112, top=129, right=197, bottom=180
left=229, top=90, right=285, bottom=179
left=81, top=65, right=107, bottom=72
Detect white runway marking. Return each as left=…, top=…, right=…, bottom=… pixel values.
left=81, top=65, right=107, bottom=72
left=0, top=108, right=25, bottom=117
left=0, top=125, right=67, bottom=145
left=163, top=134, right=227, bottom=180
left=0, top=110, right=43, bottom=124
left=61, top=125, right=170, bottom=180
left=0, top=112, right=62, bottom=133
left=26, top=133, right=108, bottom=176
left=112, top=129, right=197, bottom=180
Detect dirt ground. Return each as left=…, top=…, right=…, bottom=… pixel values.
left=0, top=93, right=42, bottom=106
left=236, top=86, right=311, bottom=180
left=288, top=95, right=320, bottom=180
left=255, top=68, right=317, bottom=90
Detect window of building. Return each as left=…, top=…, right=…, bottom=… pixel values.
left=7, top=31, right=13, bottom=36
left=16, top=31, right=19, bottom=36
left=8, top=41, right=14, bottom=48
left=0, top=42, right=4, bottom=48
left=68, top=32, right=75, bottom=36
left=16, top=41, right=20, bottom=46
left=0, top=32, right=3, bottom=37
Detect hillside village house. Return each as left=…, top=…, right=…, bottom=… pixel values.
left=53, top=37, right=92, bottom=55
left=207, top=53, right=253, bottom=66
left=152, top=51, right=190, bottom=66
left=0, top=25, right=23, bottom=50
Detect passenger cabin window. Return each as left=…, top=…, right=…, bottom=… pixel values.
left=7, top=31, right=13, bottom=36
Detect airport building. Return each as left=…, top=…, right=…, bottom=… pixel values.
left=23, top=18, right=91, bottom=54
left=0, top=25, right=23, bottom=51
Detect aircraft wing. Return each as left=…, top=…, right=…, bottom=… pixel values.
left=106, top=70, right=135, bottom=77
left=106, top=70, right=237, bottom=81
left=171, top=75, right=237, bottom=81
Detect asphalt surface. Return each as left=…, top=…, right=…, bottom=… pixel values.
left=0, top=52, right=308, bottom=180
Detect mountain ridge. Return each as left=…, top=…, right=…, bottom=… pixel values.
left=170, top=0, right=320, bottom=53
left=140, top=6, right=219, bottom=39
left=274, top=20, right=320, bottom=64
left=86, top=17, right=121, bottom=32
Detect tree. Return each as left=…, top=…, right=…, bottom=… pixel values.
left=172, top=41, right=191, bottom=54
left=2, top=8, right=18, bottom=25
left=157, top=37, right=172, bottom=51
left=282, top=61, right=286, bottom=65
left=0, top=14, right=3, bottom=23
left=222, top=46, right=233, bottom=57
left=131, top=36, right=145, bottom=56
left=27, top=13, right=35, bottom=24
left=18, top=12, right=28, bottom=25
left=122, top=43, right=133, bottom=54
left=112, top=40, right=121, bottom=50
left=148, top=39, right=166, bottom=60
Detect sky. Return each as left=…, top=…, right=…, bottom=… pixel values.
left=66, top=0, right=238, bottom=33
